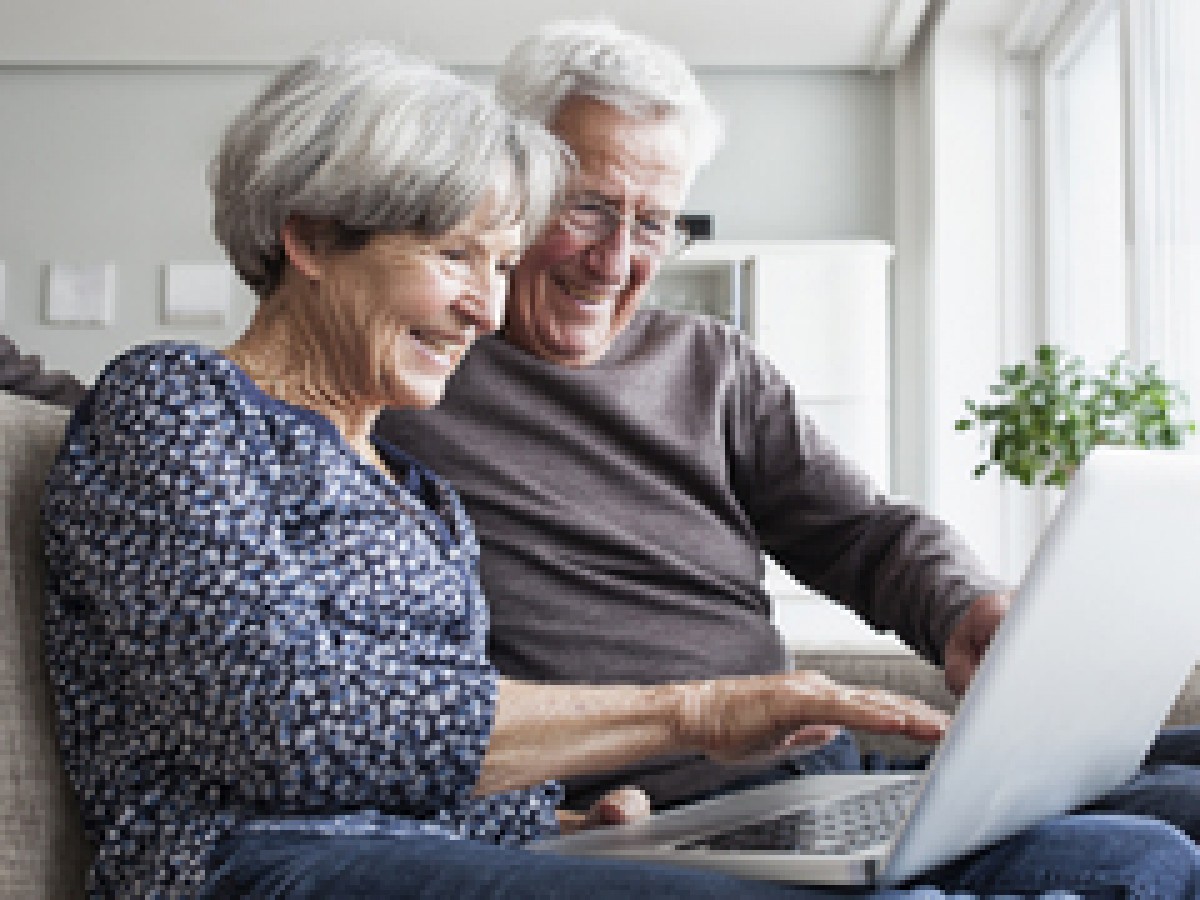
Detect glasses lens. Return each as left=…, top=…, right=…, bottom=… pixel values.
left=559, top=197, right=683, bottom=257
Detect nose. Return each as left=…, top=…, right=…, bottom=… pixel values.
left=583, top=220, right=634, bottom=287
left=454, top=265, right=506, bottom=335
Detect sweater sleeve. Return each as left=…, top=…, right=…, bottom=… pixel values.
left=725, top=335, right=1007, bottom=664
left=42, top=345, right=509, bottom=827
left=0, top=333, right=86, bottom=409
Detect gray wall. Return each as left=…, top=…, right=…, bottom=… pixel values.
left=0, top=65, right=893, bottom=381
left=689, top=68, right=894, bottom=241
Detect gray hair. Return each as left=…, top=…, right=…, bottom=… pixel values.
left=211, top=41, right=570, bottom=296
left=496, top=18, right=723, bottom=172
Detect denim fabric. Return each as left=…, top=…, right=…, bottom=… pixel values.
left=1085, top=726, right=1200, bottom=843
left=923, top=813, right=1197, bottom=898
left=196, top=728, right=1200, bottom=898
left=196, top=828, right=1164, bottom=899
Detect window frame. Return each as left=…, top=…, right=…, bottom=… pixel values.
left=1040, top=0, right=1126, bottom=353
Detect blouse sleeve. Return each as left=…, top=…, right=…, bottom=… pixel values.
left=42, top=346, right=554, bottom=837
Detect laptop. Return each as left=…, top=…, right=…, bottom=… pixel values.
left=532, top=446, right=1200, bottom=886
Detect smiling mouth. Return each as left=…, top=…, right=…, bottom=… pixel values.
left=409, top=330, right=471, bottom=367
left=551, top=273, right=614, bottom=308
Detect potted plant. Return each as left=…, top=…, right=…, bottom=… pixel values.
left=955, top=343, right=1195, bottom=487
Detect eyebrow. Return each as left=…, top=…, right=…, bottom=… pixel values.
left=572, top=190, right=675, bottom=221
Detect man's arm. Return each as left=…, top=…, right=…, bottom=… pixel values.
left=728, top=335, right=1008, bottom=665
left=0, top=334, right=86, bottom=409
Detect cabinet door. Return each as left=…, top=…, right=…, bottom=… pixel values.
left=749, top=247, right=890, bottom=487
left=645, top=260, right=745, bottom=328
left=750, top=249, right=888, bottom=402
left=750, top=245, right=892, bottom=603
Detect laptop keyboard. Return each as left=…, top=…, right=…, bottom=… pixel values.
left=677, top=777, right=922, bottom=854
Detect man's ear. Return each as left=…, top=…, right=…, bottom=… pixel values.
left=280, top=215, right=326, bottom=284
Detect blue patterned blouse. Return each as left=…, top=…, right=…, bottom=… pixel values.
left=41, top=342, right=561, bottom=899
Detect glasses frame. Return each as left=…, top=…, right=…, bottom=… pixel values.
left=556, top=193, right=692, bottom=259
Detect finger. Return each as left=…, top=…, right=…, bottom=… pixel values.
left=585, top=787, right=652, bottom=828
left=780, top=724, right=844, bottom=751
left=851, top=689, right=949, bottom=740
left=792, top=681, right=949, bottom=741
left=944, top=653, right=974, bottom=697
left=555, top=808, right=588, bottom=835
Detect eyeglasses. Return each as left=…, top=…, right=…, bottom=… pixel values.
left=556, top=193, right=691, bottom=258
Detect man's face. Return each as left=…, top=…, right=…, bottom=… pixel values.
left=504, top=96, right=693, bottom=367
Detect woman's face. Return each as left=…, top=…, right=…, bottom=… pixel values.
left=317, top=201, right=522, bottom=409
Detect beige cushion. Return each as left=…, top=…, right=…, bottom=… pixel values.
left=0, top=392, right=90, bottom=899
left=795, top=648, right=1200, bottom=759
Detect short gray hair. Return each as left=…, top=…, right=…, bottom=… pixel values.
left=496, top=18, right=723, bottom=172
left=211, top=41, right=569, bottom=296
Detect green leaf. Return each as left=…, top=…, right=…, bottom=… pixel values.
left=957, top=344, right=1194, bottom=489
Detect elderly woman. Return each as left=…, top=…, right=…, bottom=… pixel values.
left=42, top=43, right=950, bottom=900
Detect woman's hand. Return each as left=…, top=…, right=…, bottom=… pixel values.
left=673, top=670, right=949, bottom=765
left=547, top=672, right=947, bottom=835
left=478, top=674, right=947, bottom=796
left=556, top=787, right=652, bottom=835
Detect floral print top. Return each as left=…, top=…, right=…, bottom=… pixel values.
left=42, top=342, right=560, bottom=898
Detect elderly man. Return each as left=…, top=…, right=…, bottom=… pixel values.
left=380, top=16, right=1005, bottom=808
left=378, top=18, right=1200, bottom=896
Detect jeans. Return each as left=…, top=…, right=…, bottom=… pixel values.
left=1085, top=726, right=1200, bottom=842
left=196, top=729, right=1200, bottom=899
left=197, top=820, right=1189, bottom=899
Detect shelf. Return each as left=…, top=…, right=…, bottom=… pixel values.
left=674, top=238, right=894, bottom=265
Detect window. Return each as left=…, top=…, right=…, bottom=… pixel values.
left=1044, top=0, right=1126, bottom=362
left=1141, top=0, right=1200, bottom=413
left=1043, top=0, right=1200, bottom=430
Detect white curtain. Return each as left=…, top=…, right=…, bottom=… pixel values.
left=1129, top=0, right=1200, bottom=425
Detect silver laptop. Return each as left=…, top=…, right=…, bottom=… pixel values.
left=533, top=446, right=1200, bottom=886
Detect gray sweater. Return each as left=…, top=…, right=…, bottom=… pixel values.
left=0, top=335, right=85, bottom=409
left=377, top=309, right=1000, bottom=805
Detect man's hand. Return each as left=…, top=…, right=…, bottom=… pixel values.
left=674, top=670, right=949, bottom=766
left=556, top=787, right=652, bottom=835
left=943, top=592, right=1011, bottom=696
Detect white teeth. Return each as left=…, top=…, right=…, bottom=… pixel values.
left=566, top=287, right=611, bottom=305
left=412, top=331, right=465, bottom=360
left=553, top=276, right=612, bottom=306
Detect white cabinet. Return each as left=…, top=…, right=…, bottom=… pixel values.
left=648, top=240, right=894, bottom=597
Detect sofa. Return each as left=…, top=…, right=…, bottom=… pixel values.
left=1, top=392, right=89, bottom=899
left=5, top=387, right=1200, bottom=898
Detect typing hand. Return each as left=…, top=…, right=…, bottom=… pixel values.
left=943, top=592, right=1011, bottom=696
left=675, top=670, right=949, bottom=766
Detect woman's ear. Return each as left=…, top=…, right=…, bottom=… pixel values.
left=280, top=215, right=326, bottom=284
